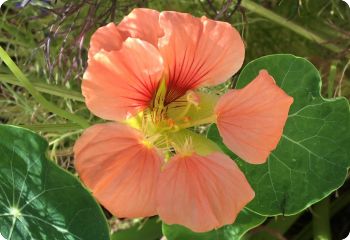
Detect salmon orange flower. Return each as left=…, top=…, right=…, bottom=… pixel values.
left=74, top=8, right=293, bottom=232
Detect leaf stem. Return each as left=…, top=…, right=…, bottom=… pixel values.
left=248, top=213, right=302, bottom=240
left=327, top=62, right=337, bottom=98
left=0, top=47, right=89, bottom=128
left=267, top=213, right=301, bottom=234
left=294, top=190, right=350, bottom=240
left=19, top=123, right=83, bottom=132
left=312, top=197, right=331, bottom=240
left=240, top=0, right=347, bottom=56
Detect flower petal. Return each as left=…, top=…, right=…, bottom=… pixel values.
left=158, top=12, right=244, bottom=104
left=88, top=23, right=126, bottom=59
left=215, top=70, right=294, bottom=164
left=117, top=8, right=163, bottom=47
left=74, top=122, right=163, bottom=218
left=83, top=38, right=164, bottom=121
left=157, top=152, right=254, bottom=232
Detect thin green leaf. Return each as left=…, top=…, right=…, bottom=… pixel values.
left=0, top=47, right=89, bottom=128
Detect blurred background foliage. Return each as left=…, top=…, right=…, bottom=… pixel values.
left=0, top=0, right=349, bottom=239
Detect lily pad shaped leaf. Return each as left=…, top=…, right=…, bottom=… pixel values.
left=208, top=54, right=350, bottom=216
left=162, top=209, right=266, bottom=240
left=0, top=125, right=109, bottom=240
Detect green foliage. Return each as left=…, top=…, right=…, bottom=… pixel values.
left=162, top=209, right=266, bottom=240
left=111, top=218, right=162, bottom=240
left=0, top=125, right=109, bottom=240
left=208, top=54, right=350, bottom=216
left=0, top=1, right=349, bottom=239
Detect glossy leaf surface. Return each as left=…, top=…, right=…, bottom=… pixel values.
left=0, top=125, right=109, bottom=240
left=208, top=54, right=350, bottom=215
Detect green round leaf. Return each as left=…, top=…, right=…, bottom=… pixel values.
left=162, top=209, right=266, bottom=240
left=208, top=54, right=350, bottom=216
left=0, top=125, right=109, bottom=239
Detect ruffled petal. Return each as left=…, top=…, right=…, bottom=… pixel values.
left=88, top=23, right=126, bottom=59
left=83, top=38, right=164, bottom=121
left=215, top=70, right=294, bottom=164
left=157, top=152, right=254, bottom=232
left=158, top=11, right=245, bottom=104
left=117, top=8, right=163, bottom=47
left=74, top=122, right=163, bottom=218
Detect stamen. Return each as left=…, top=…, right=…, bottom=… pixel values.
left=186, top=90, right=200, bottom=107
left=178, top=114, right=217, bottom=129
left=172, top=137, right=195, bottom=157
left=166, top=91, right=201, bottom=122
left=151, top=78, right=167, bottom=122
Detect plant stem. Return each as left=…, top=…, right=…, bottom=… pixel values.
left=0, top=74, right=84, bottom=102
left=312, top=197, right=331, bottom=240
left=327, top=62, right=337, bottom=98
left=0, top=47, right=89, bottom=128
left=240, top=0, right=346, bottom=55
left=294, top=190, right=350, bottom=240
left=20, top=123, right=83, bottom=132
left=268, top=213, right=301, bottom=235
left=248, top=213, right=302, bottom=240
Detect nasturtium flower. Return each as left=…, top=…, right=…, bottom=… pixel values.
left=74, top=8, right=293, bottom=232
